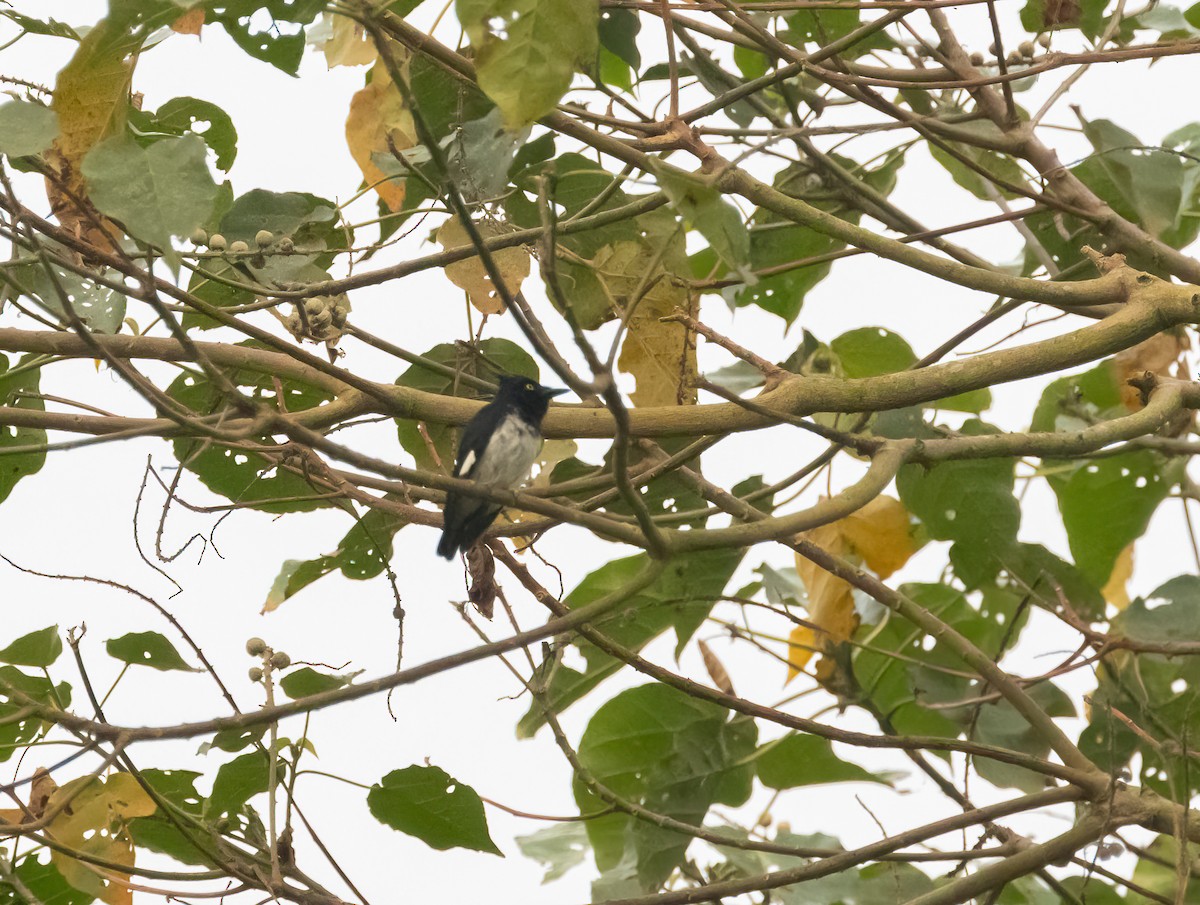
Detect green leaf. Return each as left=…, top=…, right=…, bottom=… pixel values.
left=0, top=10, right=81, bottom=40
left=0, top=666, right=71, bottom=762
left=367, top=765, right=500, bottom=854
left=105, top=631, right=196, bottom=671
left=2, top=258, right=128, bottom=334
left=969, top=682, right=1075, bottom=792
left=928, top=123, right=1030, bottom=201
left=1001, top=544, right=1105, bottom=621
left=128, top=769, right=211, bottom=866
left=457, top=0, right=599, bottom=127
left=1082, top=118, right=1198, bottom=239
left=896, top=422, right=1019, bottom=587
left=280, top=667, right=351, bottom=699
left=447, top=107, right=528, bottom=202
left=208, top=751, right=270, bottom=816
left=0, top=626, right=62, bottom=667
left=650, top=161, right=750, bottom=273
left=516, top=822, right=590, bottom=884
left=265, top=502, right=408, bottom=607
left=830, top=327, right=990, bottom=412
left=756, top=733, right=889, bottom=789
left=0, top=101, right=59, bottom=157
left=573, top=683, right=757, bottom=890
left=0, top=354, right=47, bottom=506
left=210, top=0, right=325, bottom=75
left=517, top=546, right=746, bottom=737
left=395, top=339, right=538, bottom=470
left=81, top=135, right=218, bottom=266
left=166, top=347, right=337, bottom=513
left=1031, top=361, right=1176, bottom=584
left=141, top=96, right=238, bottom=172
left=731, top=150, right=905, bottom=325
left=3, top=856, right=91, bottom=905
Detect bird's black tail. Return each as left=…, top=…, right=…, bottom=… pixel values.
left=436, top=530, right=460, bottom=560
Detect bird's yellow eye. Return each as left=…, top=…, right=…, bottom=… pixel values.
left=525, top=382, right=535, bottom=391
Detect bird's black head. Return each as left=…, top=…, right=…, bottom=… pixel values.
left=493, top=375, right=566, bottom=425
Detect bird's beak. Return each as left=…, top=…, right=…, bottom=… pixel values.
left=541, top=387, right=568, bottom=400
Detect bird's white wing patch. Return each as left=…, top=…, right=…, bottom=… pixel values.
left=458, top=449, right=477, bottom=476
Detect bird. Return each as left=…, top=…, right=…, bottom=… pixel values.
left=437, top=375, right=566, bottom=559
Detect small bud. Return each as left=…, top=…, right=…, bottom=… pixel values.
left=255, top=229, right=274, bottom=248
left=229, top=240, right=250, bottom=255
left=208, top=233, right=227, bottom=251
left=249, top=666, right=264, bottom=682
left=988, top=42, right=998, bottom=55
left=1037, top=32, right=1052, bottom=48
left=304, top=297, right=327, bottom=315
left=246, top=637, right=267, bottom=656
left=277, top=237, right=295, bottom=254
left=1018, top=40, right=1035, bottom=58
left=189, top=227, right=208, bottom=246
left=1006, top=50, right=1022, bottom=65
left=270, top=651, right=291, bottom=669
left=969, top=51, right=985, bottom=66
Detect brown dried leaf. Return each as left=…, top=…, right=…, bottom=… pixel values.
left=323, top=13, right=376, bottom=68
left=345, top=61, right=413, bottom=212
left=47, top=21, right=138, bottom=254
left=170, top=7, right=205, bottom=35
left=1102, top=543, right=1134, bottom=610
left=697, top=638, right=735, bottom=695
left=438, top=217, right=530, bottom=315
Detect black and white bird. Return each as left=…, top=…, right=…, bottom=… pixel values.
left=436, top=375, right=566, bottom=559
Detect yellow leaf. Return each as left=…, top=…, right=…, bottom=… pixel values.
left=46, top=774, right=153, bottom=902
left=788, top=495, right=914, bottom=682
left=170, top=7, right=205, bottom=35
left=323, top=13, right=376, bottom=68
left=47, top=18, right=137, bottom=252
left=438, top=218, right=530, bottom=315
left=345, top=61, right=413, bottom=212
left=840, top=494, right=916, bottom=579
left=1102, top=543, right=1134, bottom=610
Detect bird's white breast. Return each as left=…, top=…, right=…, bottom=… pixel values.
left=470, top=415, right=542, bottom=489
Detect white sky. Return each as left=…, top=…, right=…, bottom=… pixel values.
left=0, top=2, right=1196, bottom=902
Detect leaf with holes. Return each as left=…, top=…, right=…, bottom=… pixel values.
left=574, top=683, right=757, bottom=890
left=368, top=765, right=500, bottom=854
left=0, top=354, right=47, bottom=506
left=457, top=0, right=599, bottom=127
left=106, top=632, right=197, bottom=672
left=438, top=217, right=530, bottom=315
left=0, top=667, right=71, bottom=762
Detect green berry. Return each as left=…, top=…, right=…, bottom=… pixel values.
left=246, top=637, right=267, bottom=656
left=208, top=233, right=227, bottom=251
left=249, top=666, right=264, bottom=682
left=189, top=228, right=208, bottom=246
left=255, top=229, right=274, bottom=248
left=270, top=651, right=291, bottom=669
left=229, top=240, right=250, bottom=255
left=278, top=237, right=295, bottom=254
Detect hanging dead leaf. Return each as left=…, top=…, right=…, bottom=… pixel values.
left=345, top=60, right=413, bottom=212
left=438, top=217, right=529, bottom=315
left=324, top=13, right=376, bottom=67
left=1102, top=543, right=1134, bottom=610
left=170, top=7, right=205, bottom=35
left=46, top=20, right=139, bottom=254
left=45, top=773, right=155, bottom=904
left=788, top=495, right=914, bottom=682
left=697, top=638, right=735, bottom=695
left=466, top=543, right=497, bottom=619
